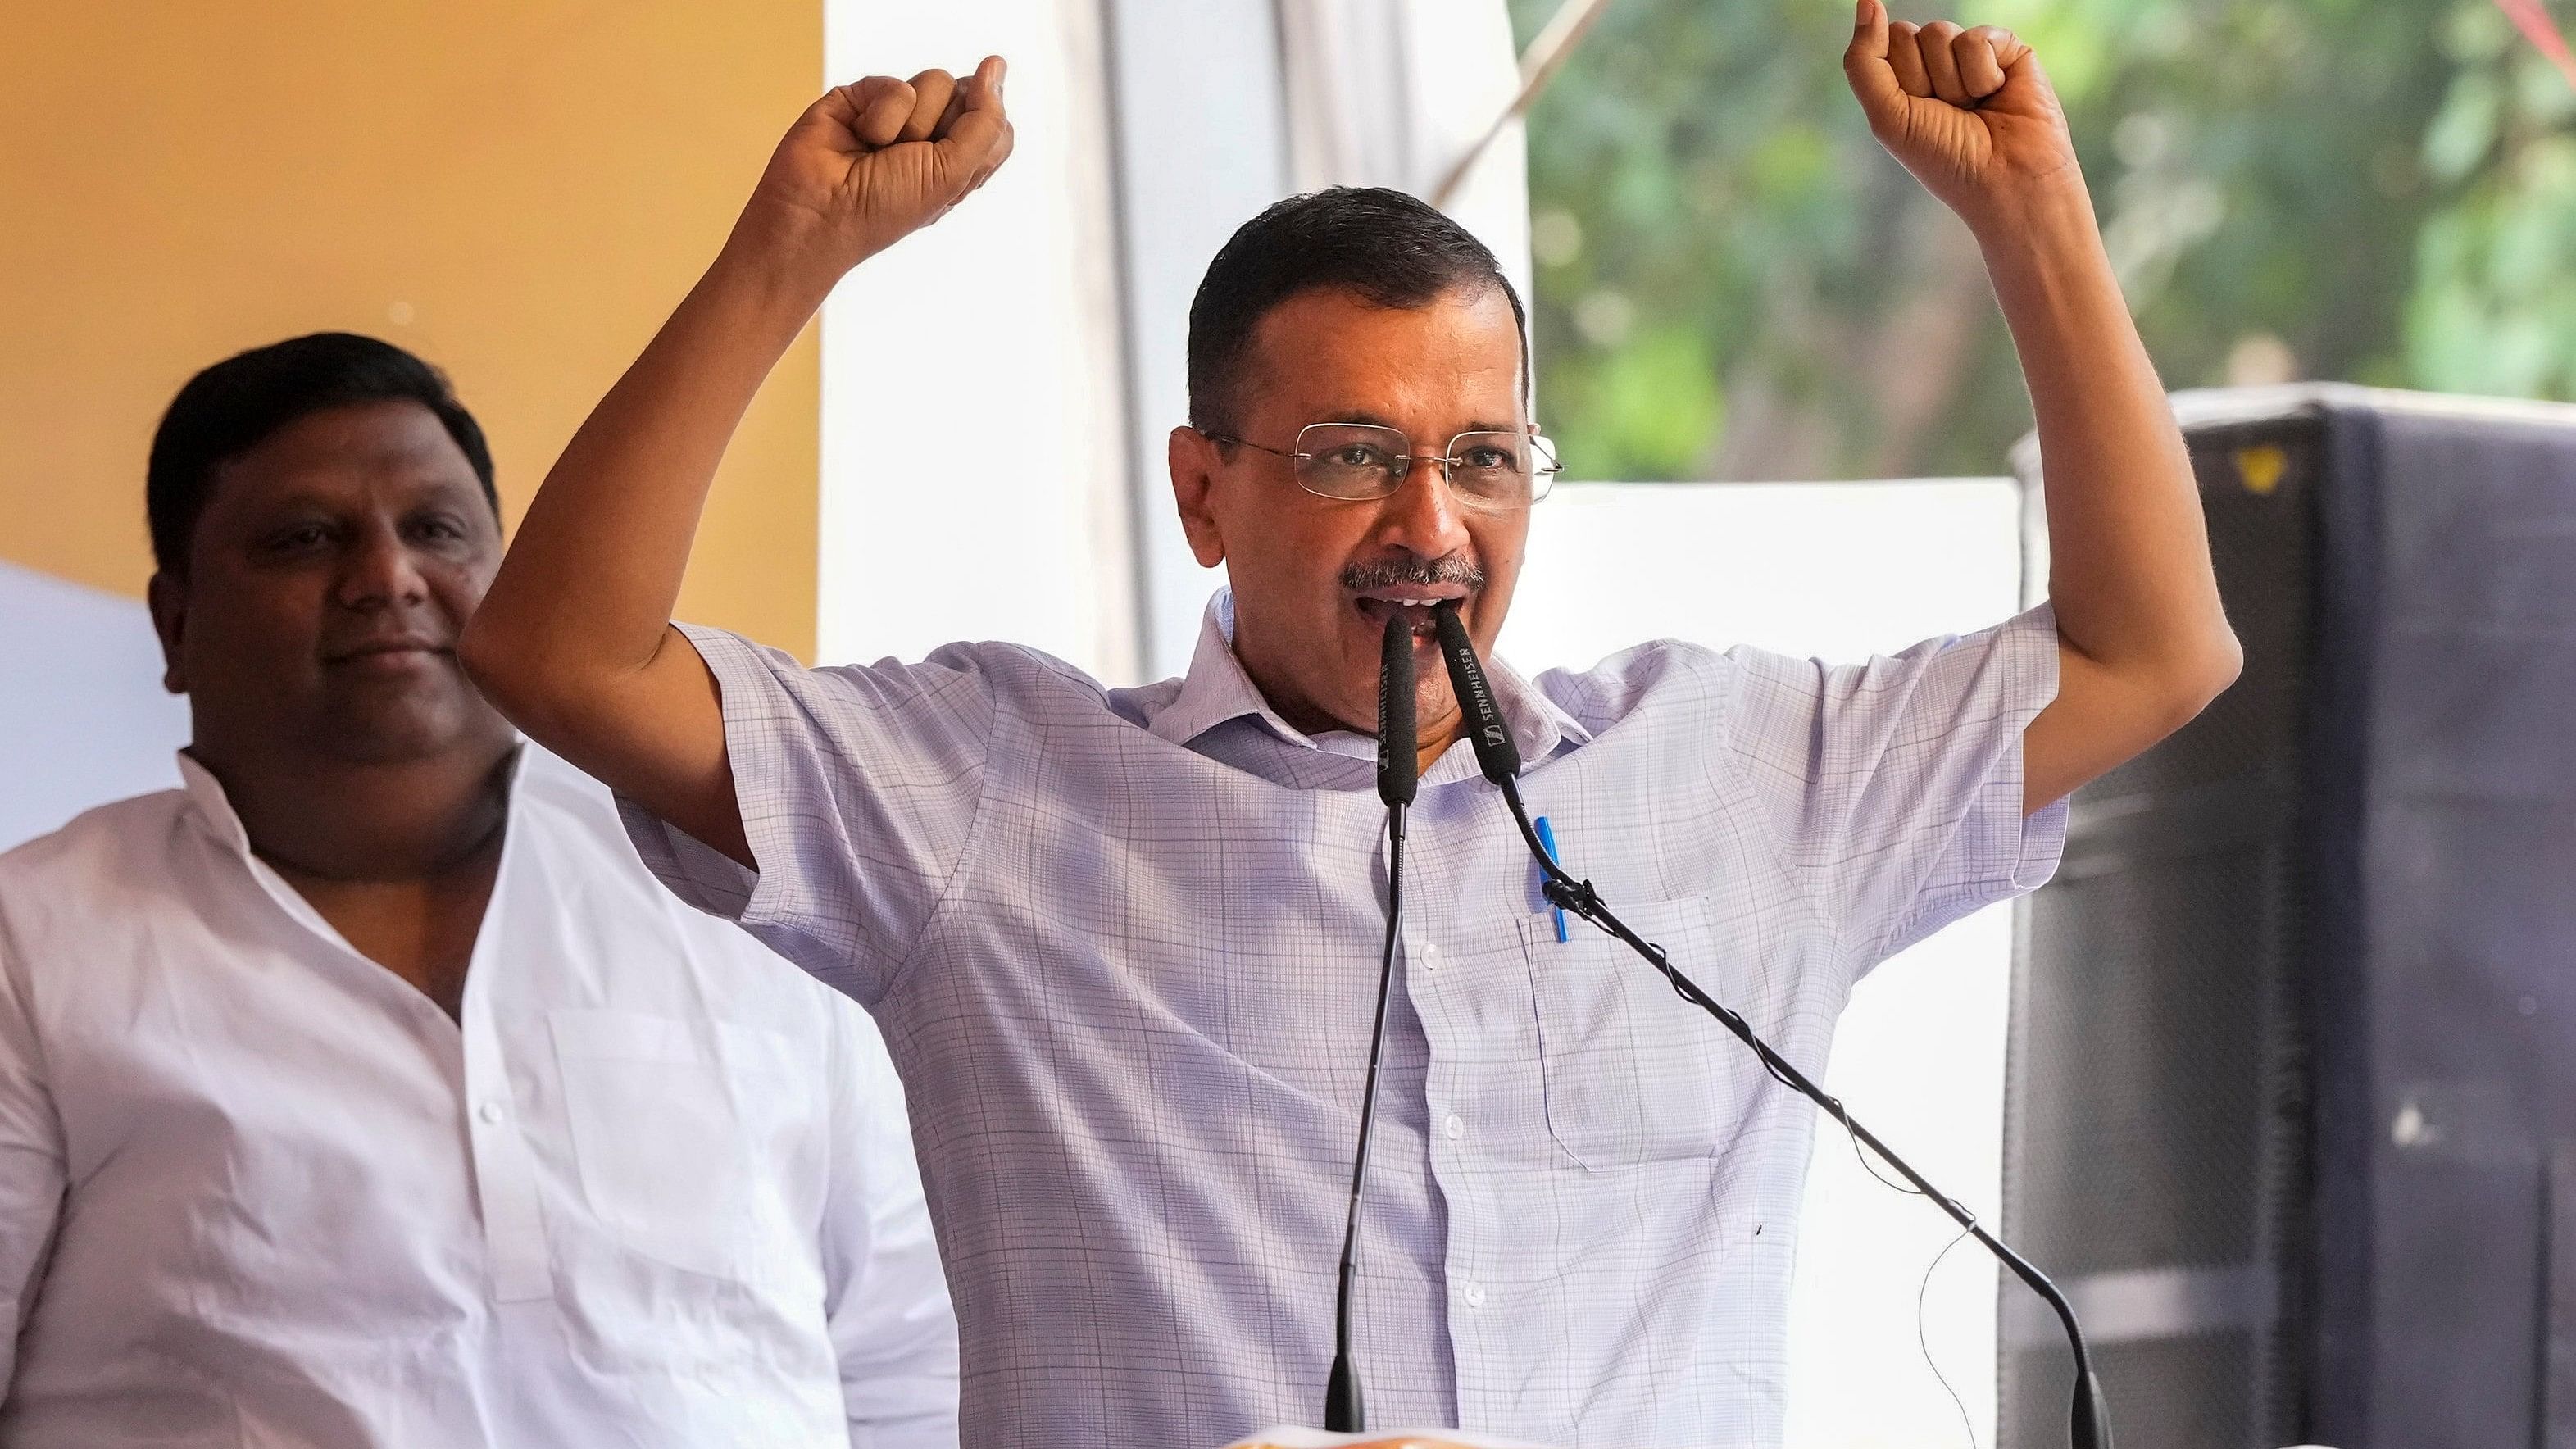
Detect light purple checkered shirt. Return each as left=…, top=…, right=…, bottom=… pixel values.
left=621, top=589, right=2069, bottom=1449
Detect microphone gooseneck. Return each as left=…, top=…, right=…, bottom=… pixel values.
left=1325, top=609, right=1418, bottom=1433
left=1424, top=602, right=2114, bottom=1449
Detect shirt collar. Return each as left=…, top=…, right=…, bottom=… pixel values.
left=175, top=750, right=253, bottom=857
left=1144, top=588, right=1592, bottom=770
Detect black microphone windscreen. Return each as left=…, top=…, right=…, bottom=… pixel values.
left=1376, top=610, right=1418, bottom=807
left=1431, top=601, right=1520, bottom=784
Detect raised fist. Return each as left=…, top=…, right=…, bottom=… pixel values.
left=743, top=56, right=1016, bottom=277
left=1842, top=0, right=2081, bottom=231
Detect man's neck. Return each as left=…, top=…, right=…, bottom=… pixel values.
left=193, top=740, right=518, bottom=1021
left=1234, top=652, right=1467, bottom=779
left=199, top=741, right=517, bottom=883
left=1411, top=718, right=1460, bottom=777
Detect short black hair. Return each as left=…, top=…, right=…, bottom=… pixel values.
left=1186, top=186, right=1529, bottom=435
left=147, top=332, right=497, bottom=574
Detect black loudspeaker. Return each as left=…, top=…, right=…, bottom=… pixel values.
left=1998, top=385, right=2576, bottom=1449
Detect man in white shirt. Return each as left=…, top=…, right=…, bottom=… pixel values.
left=460, top=11, right=2243, bottom=1446
left=0, top=334, right=957, bottom=1448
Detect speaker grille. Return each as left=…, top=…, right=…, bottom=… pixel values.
left=2001, top=411, right=2323, bottom=1449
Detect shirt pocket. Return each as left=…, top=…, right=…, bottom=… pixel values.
left=547, top=1006, right=802, bottom=1282
left=1523, top=893, right=1753, bottom=1171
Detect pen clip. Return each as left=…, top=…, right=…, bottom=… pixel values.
left=1533, top=815, right=1569, bottom=943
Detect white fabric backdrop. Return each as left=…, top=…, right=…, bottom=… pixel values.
left=0, top=561, right=187, bottom=852
left=818, top=0, right=1140, bottom=679
left=1277, top=0, right=1535, bottom=316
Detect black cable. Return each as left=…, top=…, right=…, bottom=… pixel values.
left=1920, top=1225, right=1982, bottom=1449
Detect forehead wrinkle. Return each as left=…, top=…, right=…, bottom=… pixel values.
left=1238, top=288, right=1523, bottom=434
left=1267, top=365, right=1523, bottom=440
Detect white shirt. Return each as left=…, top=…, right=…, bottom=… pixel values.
left=623, top=589, right=2067, bottom=1448
left=0, top=747, right=957, bottom=1449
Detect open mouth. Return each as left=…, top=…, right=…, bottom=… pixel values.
left=1352, top=588, right=1469, bottom=636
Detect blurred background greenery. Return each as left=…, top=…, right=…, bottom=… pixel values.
left=1510, top=0, right=2576, bottom=480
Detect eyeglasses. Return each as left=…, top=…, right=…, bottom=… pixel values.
left=1206, top=422, right=1561, bottom=507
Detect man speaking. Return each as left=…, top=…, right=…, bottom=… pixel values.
left=463, top=5, right=2239, bottom=1444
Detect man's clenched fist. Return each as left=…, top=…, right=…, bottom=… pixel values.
left=1842, top=0, right=2081, bottom=233
left=741, top=55, right=1016, bottom=278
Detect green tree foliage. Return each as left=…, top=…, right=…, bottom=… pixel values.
left=1512, top=0, right=2553, bottom=481
left=2408, top=5, right=2576, bottom=396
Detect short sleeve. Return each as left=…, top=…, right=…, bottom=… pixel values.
left=618, top=625, right=998, bottom=1006
left=1722, top=603, right=2069, bottom=970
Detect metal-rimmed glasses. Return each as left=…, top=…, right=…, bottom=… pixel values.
left=1206, top=422, right=1561, bottom=508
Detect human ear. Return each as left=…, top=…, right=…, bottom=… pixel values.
left=1168, top=426, right=1229, bottom=569
left=146, top=570, right=189, bottom=695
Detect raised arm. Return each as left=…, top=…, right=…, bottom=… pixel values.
left=459, top=60, right=1014, bottom=864
left=1842, top=0, right=2241, bottom=814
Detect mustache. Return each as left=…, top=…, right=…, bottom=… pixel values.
left=1339, top=554, right=1486, bottom=593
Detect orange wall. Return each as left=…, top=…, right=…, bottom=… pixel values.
left=1, top=2, right=823, bottom=659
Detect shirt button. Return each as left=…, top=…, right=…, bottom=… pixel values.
left=477, top=1100, right=505, bottom=1125
left=1463, top=1280, right=1488, bottom=1308
left=1443, top=1114, right=1465, bottom=1140
left=1418, top=943, right=1442, bottom=972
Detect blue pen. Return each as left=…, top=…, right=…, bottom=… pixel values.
left=1533, top=815, right=1569, bottom=943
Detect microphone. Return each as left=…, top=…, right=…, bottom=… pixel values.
left=1426, top=602, right=2115, bottom=1449
left=1376, top=605, right=1420, bottom=809
left=1324, top=609, right=1417, bottom=1432
left=1429, top=600, right=1519, bottom=785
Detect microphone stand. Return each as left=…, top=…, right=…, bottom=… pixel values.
left=1324, top=610, right=1420, bottom=1433
left=1428, top=602, right=2112, bottom=1449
